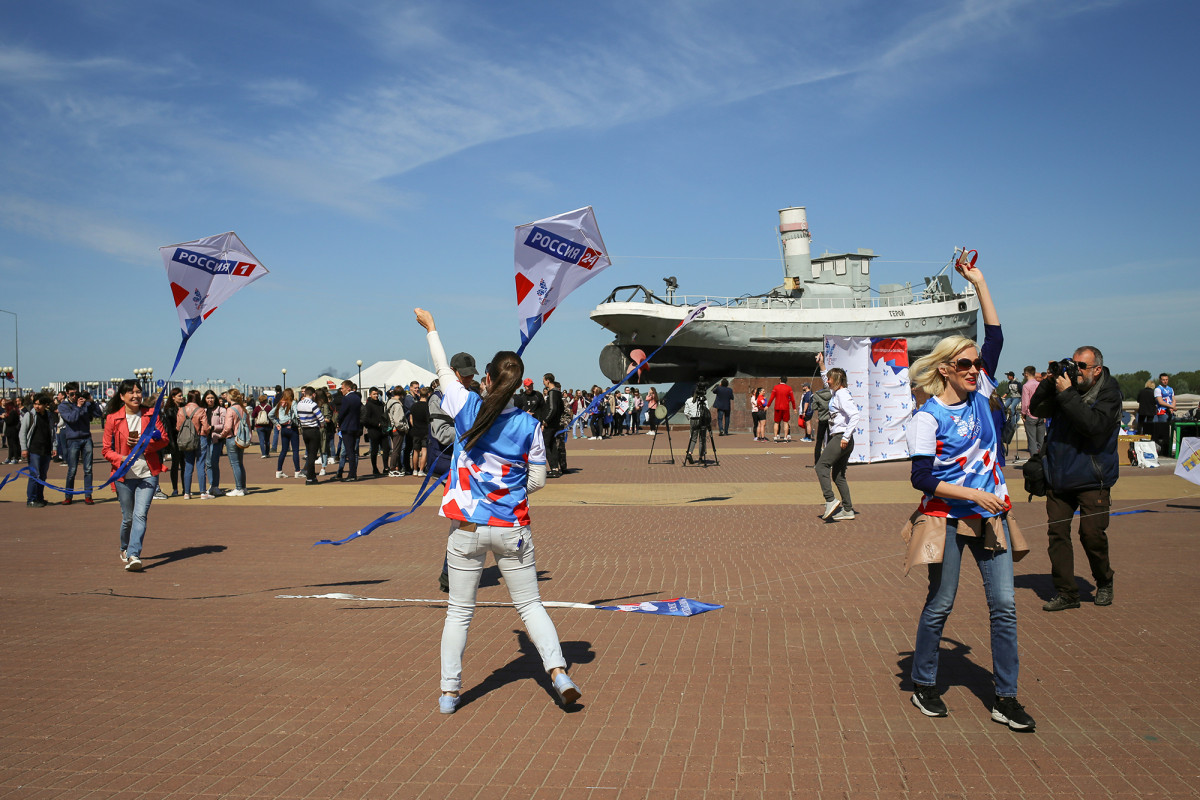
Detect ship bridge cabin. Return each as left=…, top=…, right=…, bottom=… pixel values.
left=809, top=249, right=876, bottom=290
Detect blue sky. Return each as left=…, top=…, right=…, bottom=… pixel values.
left=2, top=0, right=1196, bottom=393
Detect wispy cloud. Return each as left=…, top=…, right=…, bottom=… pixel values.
left=244, top=78, right=317, bottom=107
left=0, top=194, right=164, bottom=264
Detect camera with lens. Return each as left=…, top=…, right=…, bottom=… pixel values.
left=1047, top=357, right=1078, bottom=383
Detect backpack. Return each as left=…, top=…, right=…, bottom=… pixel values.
left=1020, top=453, right=1047, bottom=501
left=210, top=406, right=227, bottom=439
left=177, top=409, right=199, bottom=452
left=234, top=408, right=252, bottom=450
left=254, top=406, right=270, bottom=426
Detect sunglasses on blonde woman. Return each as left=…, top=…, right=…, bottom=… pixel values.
left=947, top=357, right=985, bottom=371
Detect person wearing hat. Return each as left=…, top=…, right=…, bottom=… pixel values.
left=517, top=377, right=544, bottom=419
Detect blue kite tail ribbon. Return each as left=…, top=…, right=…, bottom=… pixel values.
left=314, top=440, right=450, bottom=546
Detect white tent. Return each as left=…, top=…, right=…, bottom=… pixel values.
left=302, top=375, right=341, bottom=392
left=356, top=359, right=436, bottom=392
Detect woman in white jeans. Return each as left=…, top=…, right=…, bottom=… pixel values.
left=415, top=308, right=581, bottom=714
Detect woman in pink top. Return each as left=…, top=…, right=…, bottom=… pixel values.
left=176, top=390, right=212, bottom=499
left=220, top=389, right=249, bottom=496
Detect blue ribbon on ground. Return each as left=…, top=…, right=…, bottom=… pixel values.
left=2, top=332, right=188, bottom=496
left=314, top=440, right=450, bottom=546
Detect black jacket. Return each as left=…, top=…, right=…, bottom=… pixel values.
left=541, top=388, right=563, bottom=427
left=1030, top=367, right=1122, bottom=492
left=338, top=391, right=362, bottom=433
left=361, top=397, right=385, bottom=431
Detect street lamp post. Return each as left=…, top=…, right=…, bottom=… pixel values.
left=281, top=368, right=287, bottom=391
left=0, top=308, right=18, bottom=396
left=357, top=359, right=363, bottom=389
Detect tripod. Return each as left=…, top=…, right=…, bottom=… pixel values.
left=684, top=421, right=719, bottom=467
left=647, top=411, right=676, bottom=464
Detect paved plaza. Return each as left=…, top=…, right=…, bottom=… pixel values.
left=3, top=433, right=1199, bottom=799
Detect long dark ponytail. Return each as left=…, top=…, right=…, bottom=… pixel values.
left=461, top=351, right=524, bottom=452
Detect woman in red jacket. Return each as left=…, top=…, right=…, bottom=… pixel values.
left=102, top=379, right=169, bottom=572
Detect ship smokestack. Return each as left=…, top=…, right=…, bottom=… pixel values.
left=778, top=207, right=811, bottom=291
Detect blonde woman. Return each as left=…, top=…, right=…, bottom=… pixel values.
left=905, top=259, right=1035, bottom=732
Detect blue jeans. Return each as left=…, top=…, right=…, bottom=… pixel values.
left=912, top=517, right=1019, bottom=697
left=717, top=408, right=730, bottom=435
left=276, top=426, right=300, bottom=471
left=64, top=437, right=94, bottom=494
left=227, top=443, right=246, bottom=491
left=207, top=437, right=223, bottom=491
left=181, top=443, right=207, bottom=495
left=116, top=475, right=157, bottom=558
left=26, top=451, right=49, bottom=502
left=256, top=426, right=270, bottom=457
left=338, top=430, right=360, bottom=478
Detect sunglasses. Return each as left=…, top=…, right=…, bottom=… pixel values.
left=947, top=357, right=985, bottom=371
left=1074, top=361, right=1096, bottom=370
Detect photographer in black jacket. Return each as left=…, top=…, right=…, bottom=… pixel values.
left=1030, top=346, right=1121, bottom=611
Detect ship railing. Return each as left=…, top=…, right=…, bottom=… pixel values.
left=598, top=285, right=956, bottom=310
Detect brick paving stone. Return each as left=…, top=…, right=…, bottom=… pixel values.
left=3, top=439, right=1200, bottom=798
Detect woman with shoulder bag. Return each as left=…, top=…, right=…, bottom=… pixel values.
left=220, top=389, right=249, bottom=496
left=204, top=391, right=225, bottom=498
left=904, top=258, right=1036, bottom=732
left=269, top=388, right=301, bottom=478
left=176, top=390, right=211, bottom=499
left=253, top=394, right=273, bottom=458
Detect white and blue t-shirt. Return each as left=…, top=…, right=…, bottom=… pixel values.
left=909, top=371, right=1009, bottom=518
left=1155, top=385, right=1175, bottom=417
left=438, top=381, right=546, bottom=527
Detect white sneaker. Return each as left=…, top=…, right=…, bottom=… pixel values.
left=124, top=556, right=143, bottom=572
left=822, top=499, right=841, bottom=519
left=200, top=492, right=215, bottom=500
left=319, top=467, right=326, bottom=476
left=294, top=471, right=303, bottom=479
left=227, top=489, right=245, bottom=497
left=275, top=470, right=286, bottom=478
left=833, top=509, right=855, bottom=521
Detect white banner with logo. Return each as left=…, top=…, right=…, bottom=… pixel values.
left=824, top=336, right=912, bottom=463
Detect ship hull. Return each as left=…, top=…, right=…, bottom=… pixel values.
left=593, top=297, right=979, bottom=383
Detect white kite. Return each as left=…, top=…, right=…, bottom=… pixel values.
left=513, top=206, right=610, bottom=354
left=1175, top=437, right=1200, bottom=486
left=160, top=231, right=269, bottom=352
